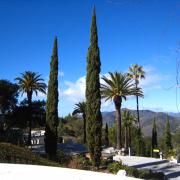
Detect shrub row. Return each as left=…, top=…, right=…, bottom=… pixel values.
left=0, top=143, right=59, bottom=166
left=108, top=162, right=166, bottom=180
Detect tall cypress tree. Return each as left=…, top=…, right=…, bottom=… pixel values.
left=135, top=128, right=144, bottom=156
left=105, top=123, right=109, bottom=147
left=151, top=118, right=158, bottom=157
left=86, top=7, right=102, bottom=168
left=164, top=115, right=172, bottom=156
left=45, top=37, right=59, bottom=158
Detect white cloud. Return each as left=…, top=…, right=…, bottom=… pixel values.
left=59, top=71, right=64, bottom=77
left=28, top=67, right=170, bottom=115
left=61, top=74, right=115, bottom=111
left=140, top=65, right=169, bottom=91
left=62, top=76, right=86, bottom=103
left=101, top=100, right=114, bottom=112
left=60, top=67, right=169, bottom=109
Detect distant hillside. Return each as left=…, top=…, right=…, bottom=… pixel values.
left=102, top=109, right=180, bottom=137
left=169, top=112, right=180, bottom=118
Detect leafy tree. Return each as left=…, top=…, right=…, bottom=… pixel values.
left=45, top=37, right=59, bottom=158
left=164, top=115, right=172, bottom=156
left=15, top=71, right=46, bottom=145
left=72, top=101, right=86, bottom=143
left=57, top=115, right=84, bottom=143
left=86, top=7, right=102, bottom=168
left=151, top=118, right=158, bottom=157
left=108, top=124, right=117, bottom=147
left=101, top=72, right=143, bottom=149
left=134, top=128, right=145, bottom=156
left=104, top=123, right=109, bottom=147
left=122, top=109, right=136, bottom=150
left=0, top=80, right=19, bottom=113
left=6, top=100, right=46, bottom=130
left=127, top=64, right=145, bottom=129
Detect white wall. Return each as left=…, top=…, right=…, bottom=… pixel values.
left=0, top=164, right=141, bottom=180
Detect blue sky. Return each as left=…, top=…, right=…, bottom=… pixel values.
left=1, top=0, right=180, bottom=116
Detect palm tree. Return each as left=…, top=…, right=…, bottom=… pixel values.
left=101, top=72, right=143, bottom=149
left=72, top=101, right=86, bottom=144
left=127, top=64, right=145, bottom=129
left=122, top=109, right=136, bottom=150
left=15, top=71, right=47, bottom=145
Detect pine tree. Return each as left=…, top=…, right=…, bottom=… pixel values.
left=164, top=115, right=172, bottom=156
left=45, top=37, right=59, bottom=158
left=151, top=118, right=158, bottom=157
left=105, top=123, right=109, bottom=147
left=86, top=7, right=102, bottom=168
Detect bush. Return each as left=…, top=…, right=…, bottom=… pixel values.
left=124, top=166, right=139, bottom=177
left=56, top=150, right=72, bottom=165
left=107, top=161, right=123, bottom=174
left=0, top=143, right=59, bottom=166
left=67, top=155, right=91, bottom=170
left=5, top=128, right=24, bottom=145
left=107, top=162, right=166, bottom=180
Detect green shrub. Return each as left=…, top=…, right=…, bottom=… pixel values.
left=107, top=162, right=123, bottom=174
left=107, top=162, right=166, bottom=180
left=0, top=143, right=59, bottom=166
left=124, top=166, right=139, bottom=177
left=56, top=150, right=72, bottom=165
left=138, top=169, right=166, bottom=180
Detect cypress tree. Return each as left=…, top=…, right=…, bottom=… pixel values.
left=86, top=7, right=102, bottom=168
left=135, top=128, right=144, bottom=156
left=105, top=123, right=109, bottom=147
left=164, top=115, right=172, bottom=156
left=45, top=37, right=59, bottom=158
left=151, top=118, right=158, bottom=157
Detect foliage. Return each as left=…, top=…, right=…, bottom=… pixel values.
left=0, top=80, right=19, bottom=113
left=164, top=115, right=173, bottom=157
left=6, top=100, right=46, bottom=129
left=67, top=155, right=91, bottom=170
left=108, top=124, right=117, bottom=147
left=152, top=118, right=158, bottom=157
left=127, top=64, right=145, bottom=129
left=56, top=150, right=72, bottom=165
left=122, top=109, right=136, bottom=149
left=3, top=128, right=24, bottom=145
left=57, top=115, right=84, bottom=143
left=45, top=37, right=59, bottom=158
left=172, top=129, right=180, bottom=156
left=101, top=72, right=143, bottom=149
left=15, top=71, right=47, bottom=98
left=134, top=128, right=145, bottom=156
left=104, top=123, right=109, bottom=147
left=72, top=102, right=86, bottom=143
left=143, top=137, right=152, bottom=157
left=0, top=143, right=59, bottom=166
left=15, top=71, right=46, bottom=145
left=108, top=161, right=123, bottom=174
left=86, top=7, right=102, bottom=167
left=108, top=162, right=166, bottom=179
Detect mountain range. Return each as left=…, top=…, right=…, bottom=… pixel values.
left=102, top=109, right=180, bottom=137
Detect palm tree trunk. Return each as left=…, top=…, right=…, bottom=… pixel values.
left=115, top=97, right=122, bottom=150
left=27, top=92, right=32, bottom=146
left=128, top=126, right=131, bottom=148
left=135, top=82, right=141, bottom=129
left=124, top=126, right=127, bottom=149
left=83, top=114, right=86, bottom=144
